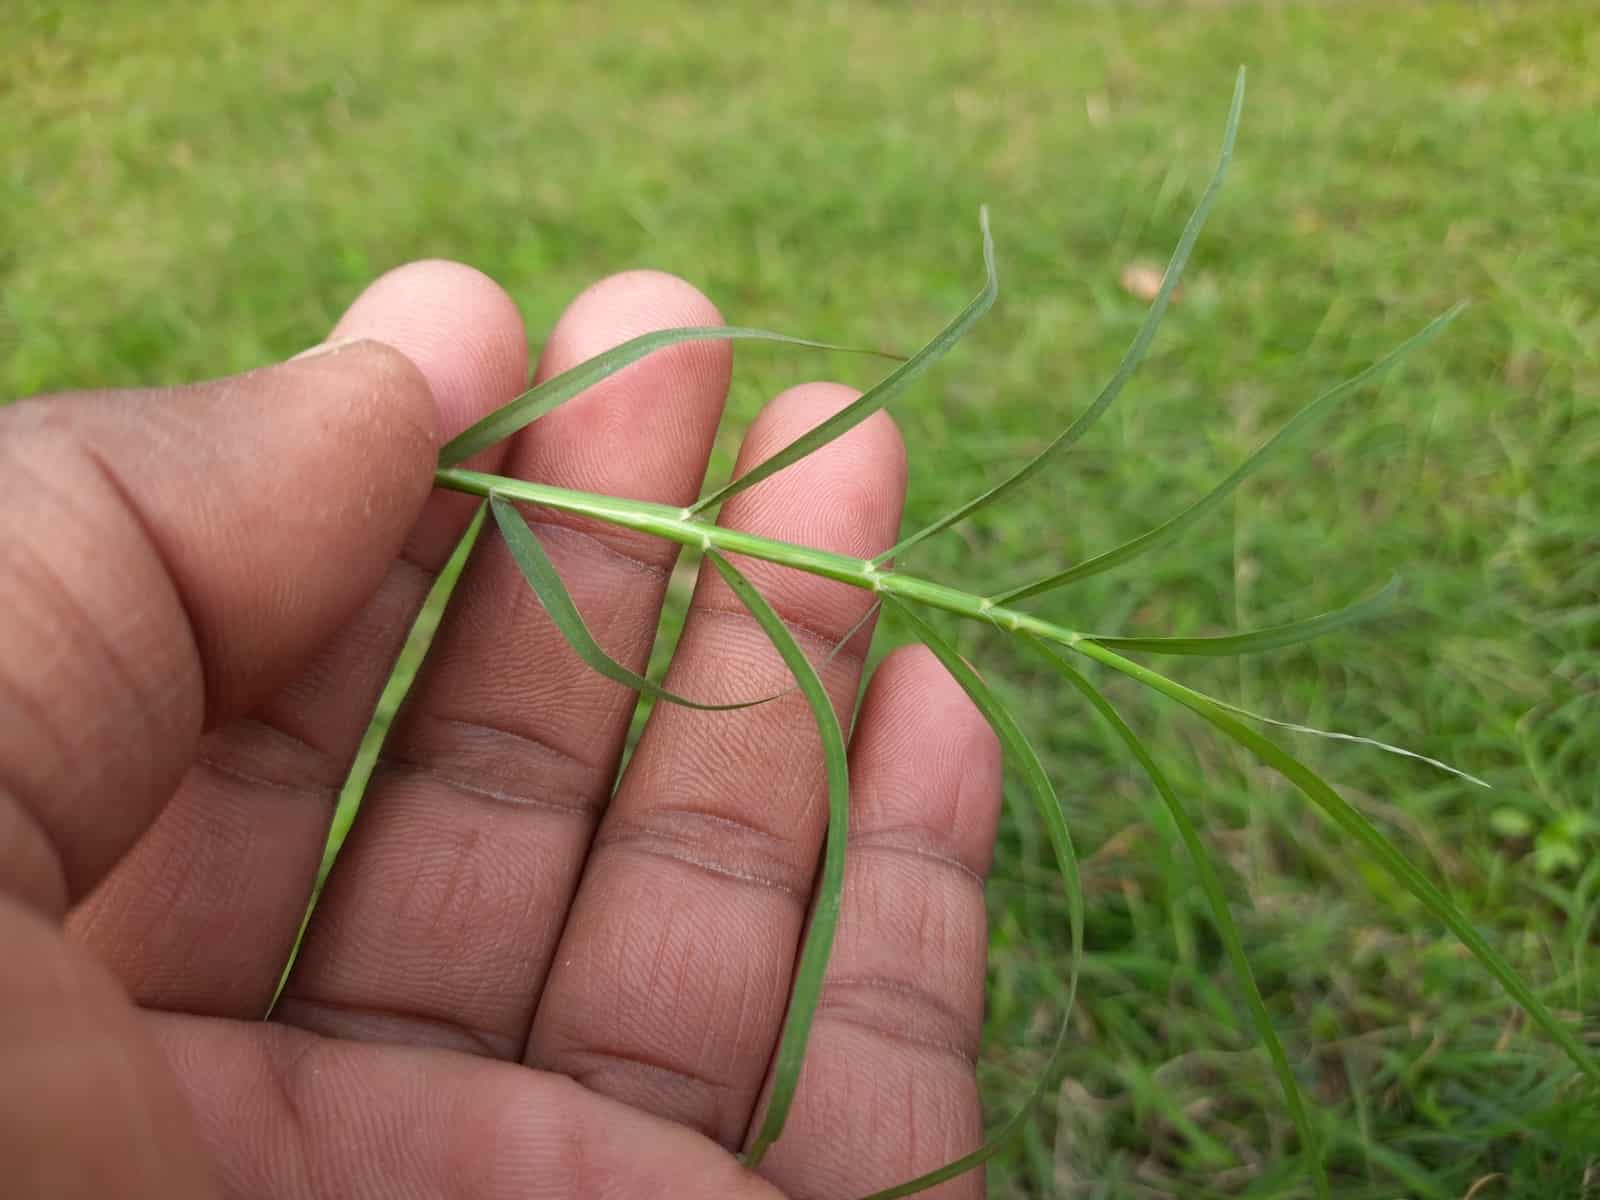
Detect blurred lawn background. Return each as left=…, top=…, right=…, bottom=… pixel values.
left=6, top=1, right=1598, bottom=1196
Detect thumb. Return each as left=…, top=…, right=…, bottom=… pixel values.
left=0, top=340, right=438, bottom=913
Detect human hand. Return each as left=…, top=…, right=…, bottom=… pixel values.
left=0, top=263, right=1003, bottom=1199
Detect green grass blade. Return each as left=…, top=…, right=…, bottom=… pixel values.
left=709, top=549, right=850, bottom=1169
left=1211, top=692, right=1490, bottom=788
left=1074, top=638, right=1600, bottom=1085
left=993, top=304, right=1468, bottom=604
left=689, top=207, right=998, bottom=516
left=877, top=68, right=1246, bottom=566
left=861, top=598, right=1082, bottom=1200
left=1089, top=575, right=1400, bottom=657
left=1028, top=636, right=1329, bottom=1199
left=440, top=327, right=902, bottom=467
left=267, top=501, right=487, bottom=1016
left=491, top=494, right=789, bottom=711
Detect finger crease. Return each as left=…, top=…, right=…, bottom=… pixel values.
left=375, top=756, right=605, bottom=821
left=192, top=755, right=339, bottom=805
left=78, top=439, right=209, bottom=712
left=568, top=1042, right=736, bottom=1094
left=818, top=975, right=979, bottom=1067
left=597, top=809, right=811, bottom=903
left=818, top=1009, right=977, bottom=1069
left=274, top=993, right=519, bottom=1060
left=687, top=604, right=868, bottom=672
left=848, top=830, right=986, bottom=888
left=9, top=514, right=161, bottom=738
left=562, top=1042, right=733, bottom=1139
left=196, top=715, right=350, bottom=796
left=412, top=712, right=603, bottom=776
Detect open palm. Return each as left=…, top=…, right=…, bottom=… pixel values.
left=1, top=262, right=1000, bottom=1199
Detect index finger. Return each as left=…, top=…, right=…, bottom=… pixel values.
left=68, top=262, right=529, bottom=1018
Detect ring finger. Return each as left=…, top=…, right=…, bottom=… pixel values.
left=524, top=382, right=907, bottom=1148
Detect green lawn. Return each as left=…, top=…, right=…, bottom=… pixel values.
left=7, top=1, right=1598, bottom=1195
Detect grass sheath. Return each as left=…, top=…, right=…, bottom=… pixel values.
left=280, top=68, right=1593, bottom=1196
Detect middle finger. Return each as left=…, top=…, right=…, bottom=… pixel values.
left=525, top=382, right=906, bottom=1149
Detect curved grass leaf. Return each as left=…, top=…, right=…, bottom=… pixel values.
left=492, top=494, right=790, bottom=711
left=268, top=501, right=488, bottom=1015
left=1028, top=636, right=1329, bottom=1200
left=1213, top=693, right=1490, bottom=788
left=1074, top=638, right=1600, bottom=1085
left=861, top=599, right=1083, bottom=1200
left=878, top=67, right=1246, bottom=565
left=1089, top=575, right=1400, bottom=657
left=440, top=327, right=903, bottom=468
left=689, top=207, right=998, bottom=516
left=709, top=549, right=851, bottom=1169
left=993, top=303, right=1467, bottom=604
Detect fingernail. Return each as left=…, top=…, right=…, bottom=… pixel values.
left=289, top=335, right=362, bottom=363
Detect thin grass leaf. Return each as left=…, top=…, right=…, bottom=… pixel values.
left=860, top=599, right=1083, bottom=1200
left=993, top=303, right=1468, bottom=604
left=1089, top=575, right=1400, bottom=657
left=1213, top=693, right=1491, bottom=788
left=1073, top=638, right=1600, bottom=1084
left=492, top=494, right=789, bottom=711
left=877, top=68, right=1246, bottom=565
left=1028, top=636, right=1329, bottom=1200
left=709, top=549, right=850, bottom=1169
left=441, top=327, right=902, bottom=467
left=689, top=208, right=998, bottom=516
left=267, top=502, right=488, bottom=1016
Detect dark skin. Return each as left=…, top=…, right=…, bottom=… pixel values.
left=0, top=262, right=1004, bottom=1199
